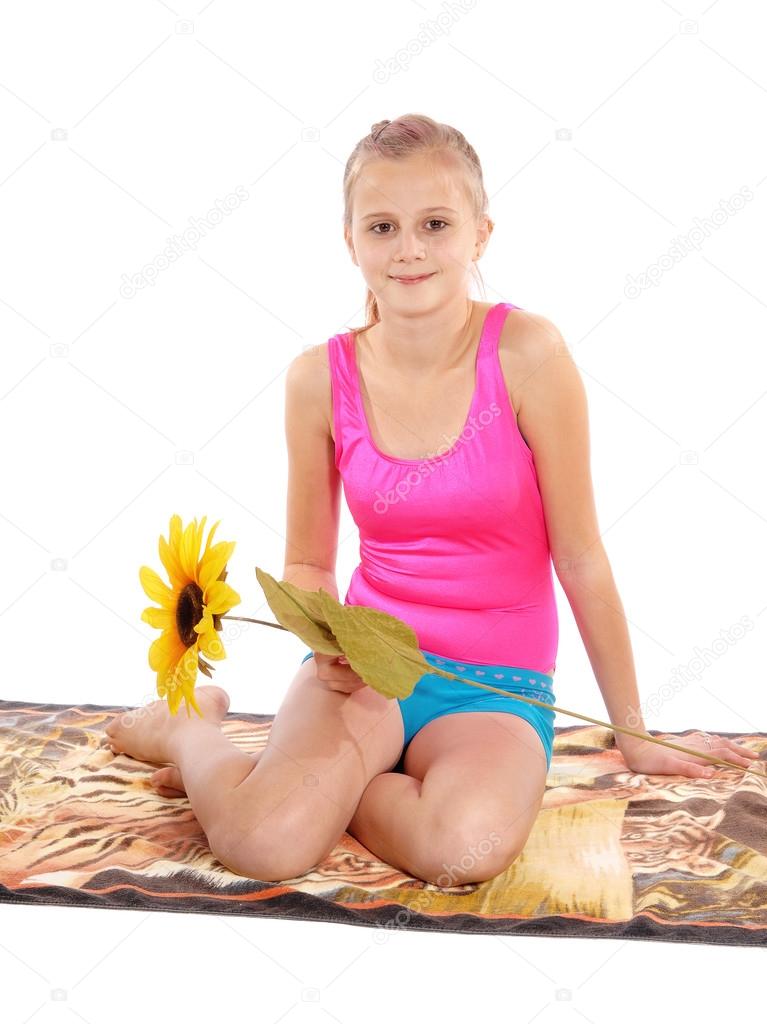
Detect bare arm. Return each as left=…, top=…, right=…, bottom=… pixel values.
left=282, top=346, right=369, bottom=691
left=282, top=344, right=341, bottom=602
left=514, top=313, right=648, bottom=750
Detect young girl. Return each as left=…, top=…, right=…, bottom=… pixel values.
left=105, top=114, right=758, bottom=886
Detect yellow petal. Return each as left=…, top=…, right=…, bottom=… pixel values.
left=194, top=516, right=207, bottom=565
left=178, top=516, right=204, bottom=581
left=162, top=661, right=184, bottom=715
left=198, top=541, right=236, bottom=592
left=139, top=566, right=176, bottom=609
left=159, top=534, right=187, bottom=589
left=177, top=520, right=197, bottom=579
left=203, top=580, right=241, bottom=615
left=171, top=644, right=200, bottom=716
left=159, top=641, right=205, bottom=719
left=149, top=630, right=185, bottom=674
left=141, top=606, right=175, bottom=630
left=201, top=519, right=221, bottom=562
left=168, top=514, right=183, bottom=558
left=185, top=688, right=203, bottom=718
left=193, top=611, right=214, bottom=634
left=156, top=671, right=168, bottom=698
left=198, top=626, right=227, bottom=661
left=167, top=685, right=182, bottom=717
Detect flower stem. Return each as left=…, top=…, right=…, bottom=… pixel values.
left=219, top=615, right=288, bottom=630
left=217, top=614, right=762, bottom=777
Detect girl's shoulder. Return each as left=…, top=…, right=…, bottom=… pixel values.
left=497, top=307, right=563, bottom=417
left=287, top=341, right=334, bottom=444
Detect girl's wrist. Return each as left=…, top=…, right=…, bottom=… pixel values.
left=614, top=729, right=649, bottom=750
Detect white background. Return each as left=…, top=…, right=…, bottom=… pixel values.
left=1, top=0, right=765, bottom=1018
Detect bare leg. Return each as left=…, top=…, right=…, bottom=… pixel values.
left=151, top=747, right=440, bottom=879
left=150, top=754, right=261, bottom=797
left=347, top=772, right=439, bottom=880
left=105, top=659, right=405, bottom=879
left=166, top=730, right=258, bottom=836
left=106, top=686, right=259, bottom=837
left=350, top=711, right=549, bottom=885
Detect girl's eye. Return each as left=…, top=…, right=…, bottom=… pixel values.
left=370, top=219, right=448, bottom=235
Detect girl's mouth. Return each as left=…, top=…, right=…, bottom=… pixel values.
left=390, top=273, right=435, bottom=285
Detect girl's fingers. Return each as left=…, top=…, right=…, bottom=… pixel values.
left=681, top=759, right=715, bottom=778
left=707, top=736, right=759, bottom=765
left=696, top=736, right=760, bottom=769
left=692, top=733, right=749, bottom=765
left=724, top=739, right=759, bottom=758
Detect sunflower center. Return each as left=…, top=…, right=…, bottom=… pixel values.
left=176, top=581, right=205, bottom=647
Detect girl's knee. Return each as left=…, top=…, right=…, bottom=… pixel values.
left=206, top=807, right=340, bottom=881
left=418, top=817, right=525, bottom=886
left=208, top=823, right=320, bottom=880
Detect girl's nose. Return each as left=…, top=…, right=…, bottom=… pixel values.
left=393, top=232, right=426, bottom=260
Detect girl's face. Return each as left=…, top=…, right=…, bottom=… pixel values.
left=345, top=153, right=491, bottom=313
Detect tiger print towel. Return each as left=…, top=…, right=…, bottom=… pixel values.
left=1, top=698, right=766, bottom=947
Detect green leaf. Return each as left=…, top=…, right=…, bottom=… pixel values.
left=318, top=590, right=442, bottom=699
left=255, top=567, right=341, bottom=654
left=255, top=565, right=459, bottom=699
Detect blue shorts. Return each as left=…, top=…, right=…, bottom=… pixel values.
left=300, top=647, right=556, bottom=770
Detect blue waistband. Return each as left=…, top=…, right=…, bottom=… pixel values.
left=422, top=647, right=552, bottom=680
left=302, top=647, right=554, bottom=690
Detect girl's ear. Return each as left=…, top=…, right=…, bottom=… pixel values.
left=475, top=215, right=494, bottom=257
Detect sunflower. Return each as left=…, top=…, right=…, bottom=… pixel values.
left=139, top=514, right=241, bottom=717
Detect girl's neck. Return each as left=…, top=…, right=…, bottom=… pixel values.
left=360, top=297, right=479, bottom=377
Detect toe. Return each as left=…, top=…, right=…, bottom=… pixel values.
left=150, top=766, right=186, bottom=796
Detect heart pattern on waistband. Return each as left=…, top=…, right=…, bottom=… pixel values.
left=426, top=658, right=553, bottom=692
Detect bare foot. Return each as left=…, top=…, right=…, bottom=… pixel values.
left=149, top=750, right=263, bottom=798
left=149, top=765, right=191, bottom=797
left=104, top=685, right=230, bottom=765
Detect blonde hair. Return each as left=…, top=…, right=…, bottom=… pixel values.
left=342, top=113, right=491, bottom=336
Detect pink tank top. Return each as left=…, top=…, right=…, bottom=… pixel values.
left=327, top=301, right=558, bottom=674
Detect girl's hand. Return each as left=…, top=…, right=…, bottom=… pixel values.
left=617, top=730, right=760, bottom=778
left=311, top=652, right=368, bottom=694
